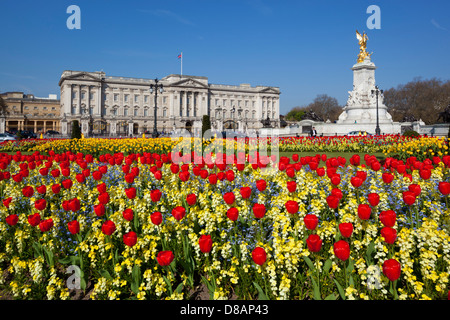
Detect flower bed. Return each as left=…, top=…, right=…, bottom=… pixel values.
left=0, top=149, right=449, bottom=300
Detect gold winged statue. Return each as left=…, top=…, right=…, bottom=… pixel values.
left=356, top=30, right=372, bottom=63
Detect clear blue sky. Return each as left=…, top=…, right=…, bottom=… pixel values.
left=1, top=0, right=449, bottom=115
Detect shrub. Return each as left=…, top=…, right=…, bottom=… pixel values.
left=402, top=130, right=419, bottom=138
left=71, top=120, right=82, bottom=139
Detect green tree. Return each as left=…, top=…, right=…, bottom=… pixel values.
left=202, top=114, right=211, bottom=138
left=71, top=120, right=81, bottom=139
left=285, top=107, right=305, bottom=121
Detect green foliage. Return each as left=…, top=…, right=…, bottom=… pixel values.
left=285, top=108, right=305, bottom=121
left=202, top=115, right=211, bottom=138
left=71, top=120, right=82, bottom=139
left=402, top=130, right=420, bottom=138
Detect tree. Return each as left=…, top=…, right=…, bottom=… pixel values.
left=383, top=78, right=450, bottom=124
left=71, top=120, right=81, bottom=139
left=285, top=94, right=343, bottom=122
left=0, top=96, right=8, bottom=115
left=202, top=115, right=211, bottom=138
left=285, top=107, right=305, bottom=121
left=307, top=94, right=342, bottom=121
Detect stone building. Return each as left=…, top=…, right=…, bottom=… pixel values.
left=58, top=71, right=281, bottom=136
left=0, top=92, right=60, bottom=134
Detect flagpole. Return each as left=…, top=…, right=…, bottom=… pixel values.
left=181, top=52, right=183, bottom=77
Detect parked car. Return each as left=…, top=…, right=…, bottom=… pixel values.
left=17, top=130, right=37, bottom=139
left=0, top=133, right=17, bottom=142
left=43, top=130, right=60, bottom=138
left=347, top=130, right=371, bottom=136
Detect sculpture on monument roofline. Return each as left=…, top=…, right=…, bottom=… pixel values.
left=356, top=30, right=372, bottom=63
left=302, top=109, right=324, bottom=122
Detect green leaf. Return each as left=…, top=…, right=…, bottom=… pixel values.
left=346, top=258, right=354, bottom=273
left=323, top=259, right=332, bottom=274
left=333, top=279, right=346, bottom=300
left=175, top=283, right=184, bottom=294
left=253, top=281, right=268, bottom=300
left=349, top=275, right=355, bottom=287
left=325, top=293, right=337, bottom=300
left=302, top=256, right=315, bottom=272
left=365, top=241, right=375, bottom=264
left=310, top=276, right=321, bottom=300
left=43, top=247, right=54, bottom=267
left=58, top=256, right=72, bottom=265
left=99, top=269, right=113, bottom=281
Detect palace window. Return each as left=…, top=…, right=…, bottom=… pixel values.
left=144, top=109, right=148, bottom=117
left=124, top=108, right=128, bottom=116
left=81, top=92, right=86, bottom=100
left=144, top=95, right=148, bottom=103
left=114, top=94, right=119, bottom=102
left=90, top=93, right=94, bottom=100
left=134, top=95, right=139, bottom=103
left=134, top=109, right=138, bottom=117
left=124, top=94, right=129, bottom=102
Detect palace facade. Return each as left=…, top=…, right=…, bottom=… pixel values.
left=58, top=71, right=281, bottom=136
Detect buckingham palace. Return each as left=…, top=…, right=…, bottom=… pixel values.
left=58, top=70, right=281, bottom=137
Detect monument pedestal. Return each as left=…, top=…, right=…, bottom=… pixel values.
left=337, top=57, right=393, bottom=129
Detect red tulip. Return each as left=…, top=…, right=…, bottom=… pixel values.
left=12, top=173, right=23, bottom=183
left=28, top=213, right=41, bottom=227
left=171, top=206, right=186, bottom=221
left=92, top=170, right=103, bottom=180
left=68, top=220, right=80, bottom=235
left=330, top=174, right=341, bottom=186
left=306, top=234, right=322, bottom=252
left=101, top=220, right=116, bottom=236
left=123, top=208, right=134, bottom=221
left=331, top=188, right=343, bottom=200
left=96, top=183, right=107, bottom=194
left=223, top=192, right=235, bottom=205
left=123, top=231, right=138, bottom=247
left=179, top=171, right=190, bottom=182
left=2, top=197, right=12, bottom=208
left=316, top=167, right=325, bottom=176
left=286, top=181, right=297, bottom=193
left=256, top=179, right=267, bottom=192
left=408, top=184, right=421, bottom=197
left=34, top=199, right=47, bottom=211
left=304, top=214, right=319, bottom=230
left=333, top=240, right=350, bottom=261
left=98, top=192, right=110, bottom=205
left=339, top=222, right=353, bottom=238
left=419, top=169, right=431, bottom=180
left=350, top=176, right=363, bottom=188
left=380, top=227, right=397, bottom=244
left=367, top=193, right=380, bottom=207
left=382, top=259, right=401, bottom=281
left=125, top=187, right=136, bottom=199
left=252, top=247, right=267, bottom=265
left=36, top=185, right=47, bottom=195
left=382, top=172, right=394, bottom=184
left=285, top=200, right=299, bottom=214
left=69, top=198, right=81, bottom=212
left=39, top=218, right=53, bottom=232
left=51, top=183, right=61, bottom=194
left=199, top=234, right=213, bottom=253
left=326, top=195, right=340, bottom=209
left=240, top=186, right=252, bottom=199
left=5, top=214, right=19, bottom=226
left=226, top=207, right=239, bottom=221
left=157, top=250, right=175, bottom=266
left=357, top=204, right=372, bottom=220
left=208, top=174, right=218, bottom=185
left=61, top=178, right=73, bottom=190
left=252, top=203, right=266, bottom=219
left=439, top=182, right=450, bottom=195
left=94, top=203, right=106, bottom=217
left=402, top=191, right=416, bottom=206
left=22, top=186, right=34, bottom=198
left=150, top=189, right=162, bottom=203
left=151, top=211, right=162, bottom=225
left=186, top=193, right=197, bottom=206
left=379, top=210, right=396, bottom=227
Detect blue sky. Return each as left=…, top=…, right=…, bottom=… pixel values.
left=1, top=0, right=449, bottom=115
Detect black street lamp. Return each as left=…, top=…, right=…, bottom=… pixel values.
left=371, top=85, right=383, bottom=135
left=150, top=78, right=163, bottom=138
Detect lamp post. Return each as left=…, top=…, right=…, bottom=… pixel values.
left=150, top=78, right=163, bottom=138
left=371, top=85, right=383, bottom=135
